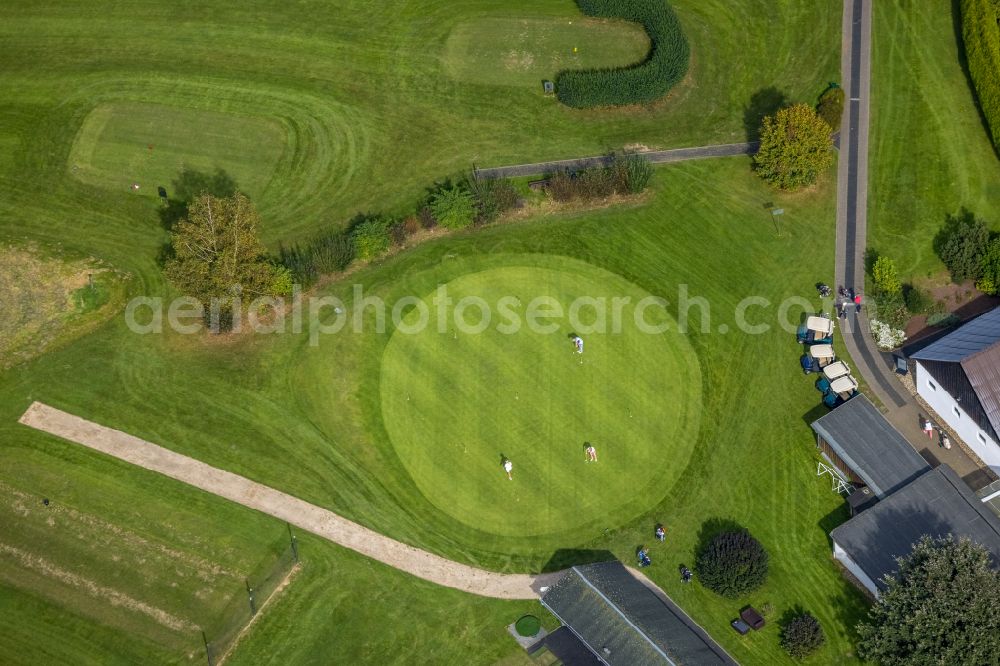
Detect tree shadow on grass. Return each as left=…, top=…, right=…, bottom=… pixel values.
left=158, top=167, right=239, bottom=231
left=801, top=402, right=829, bottom=430
left=817, top=502, right=851, bottom=549
left=744, top=87, right=789, bottom=143
left=694, top=517, right=746, bottom=558
left=539, top=548, right=615, bottom=573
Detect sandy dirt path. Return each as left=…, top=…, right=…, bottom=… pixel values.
left=18, top=402, right=562, bottom=600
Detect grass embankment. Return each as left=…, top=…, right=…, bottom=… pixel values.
left=869, top=0, right=1000, bottom=279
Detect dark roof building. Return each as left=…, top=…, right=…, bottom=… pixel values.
left=810, top=394, right=930, bottom=499
left=540, top=561, right=735, bottom=665
left=830, top=465, right=1000, bottom=596
left=911, top=307, right=1000, bottom=474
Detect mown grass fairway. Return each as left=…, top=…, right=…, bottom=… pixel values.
left=0, top=157, right=869, bottom=664
left=444, top=17, right=650, bottom=87
left=69, top=102, right=286, bottom=199
left=381, top=260, right=700, bottom=536
left=0, top=0, right=839, bottom=246
left=869, top=0, right=1000, bottom=277
left=0, top=435, right=298, bottom=661
left=0, top=0, right=862, bottom=663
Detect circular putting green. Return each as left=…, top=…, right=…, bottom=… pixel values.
left=380, top=258, right=702, bottom=538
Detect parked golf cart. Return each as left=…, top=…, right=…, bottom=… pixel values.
left=797, top=315, right=834, bottom=345
left=816, top=372, right=858, bottom=409
left=822, top=360, right=851, bottom=381
left=801, top=354, right=821, bottom=374
left=808, top=343, right=835, bottom=368
left=830, top=375, right=859, bottom=399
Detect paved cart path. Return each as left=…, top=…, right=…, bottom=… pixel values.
left=474, top=142, right=758, bottom=179
left=18, top=402, right=563, bottom=600
left=834, top=0, right=990, bottom=488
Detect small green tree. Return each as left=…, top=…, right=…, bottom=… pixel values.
left=754, top=103, right=834, bottom=190
left=872, top=255, right=902, bottom=296
left=696, top=529, right=769, bottom=598
left=816, top=86, right=845, bottom=132
left=269, top=264, right=294, bottom=297
left=781, top=612, right=825, bottom=659
left=164, top=193, right=276, bottom=304
left=350, top=217, right=392, bottom=261
left=937, top=210, right=991, bottom=281
left=429, top=185, right=476, bottom=229
left=978, top=237, right=1000, bottom=295
left=857, top=536, right=1000, bottom=665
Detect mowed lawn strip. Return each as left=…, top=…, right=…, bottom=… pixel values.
left=869, top=0, right=1000, bottom=277
left=0, top=438, right=293, bottom=657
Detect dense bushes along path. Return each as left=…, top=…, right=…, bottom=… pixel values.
left=474, top=141, right=757, bottom=180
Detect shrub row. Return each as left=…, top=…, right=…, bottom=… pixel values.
left=961, top=0, right=1000, bottom=150
left=546, top=153, right=653, bottom=202
left=278, top=156, right=655, bottom=286
left=278, top=176, right=521, bottom=286
left=555, top=0, right=689, bottom=108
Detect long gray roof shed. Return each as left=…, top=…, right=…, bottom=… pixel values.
left=810, top=394, right=930, bottom=498
left=831, top=465, right=1000, bottom=592
left=541, top=561, right=734, bottom=665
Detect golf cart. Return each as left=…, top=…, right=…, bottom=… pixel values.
left=816, top=373, right=858, bottom=409
left=830, top=375, right=859, bottom=399
left=808, top=344, right=835, bottom=367
left=822, top=361, right=851, bottom=381
left=797, top=315, right=834, bottom=345
left=800, top=354, right=821, bottom=374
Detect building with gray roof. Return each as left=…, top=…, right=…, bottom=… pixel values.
left=911, top=307, right=1000, bottom=475
left=830, top=465, right=1000, bottom=596
left=540, top=561, right=735, bottom=665
left=810, top=394, right=930, bottom=499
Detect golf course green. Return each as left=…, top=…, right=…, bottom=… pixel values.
left=380, top=260, right=701, bottom=537
left=0, top=0, right=871, bottom=662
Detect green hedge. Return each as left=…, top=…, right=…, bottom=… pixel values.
left=961, top=0, right=1000, bottom=149
left=556, top=0, right=689, bottom=108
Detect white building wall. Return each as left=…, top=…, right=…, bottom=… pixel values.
left=833, top=541, right=879, bottom=598
left=915, top=361, right=1000, bottom=476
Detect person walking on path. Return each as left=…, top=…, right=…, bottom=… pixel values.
left=854, top=291, right=862, bottom=313
left=502, top=457, right=513, bottom=480
left=923, top=418, right=935, bottom=439
left=584, top=443, right=597, bottom=462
